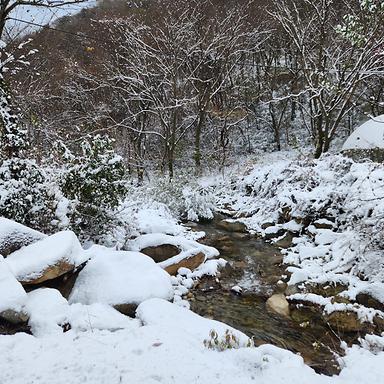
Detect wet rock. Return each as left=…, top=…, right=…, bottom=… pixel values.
left=275, top=280, right=288, bottom=293
left=331, top=295, right=350, bottom=305
left=215, top=235, right=233, bottom=244
left=274, top=231, right=295, bottom=248
left=194, top=276, right=222, bottom=292
left=290, top=305, right=321, bottom=324
left=266, top=294, right=290, bottom=317
left=285, top=284, right=301, bottom=296
left=278, top=206, right=292, bottom=223
left=264, top=226, right=285, bottom=240
left=0, top=317, right=31, bottom=335
left=231, top=232, right=250, bottom=241
left=261, top=222, right=275, bottom=230
left=216, top=220, right=247, bottom=233
left=220, top=245, right=235, bottom=254
left=355, top=293, right=384, bottom=312
left=325, top=311, right=372, bottom=333
left=164, top=252, right=205, bottom=276
left=373, top=315, right=384, bottom=332
left=141, top=244, right=180, bottom=263
left=313, top=219, right=334, bottom=230
left=305, top=283, right=348, bottom=298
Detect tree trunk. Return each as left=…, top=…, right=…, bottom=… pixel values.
left=194, top=109, right=205, bottom=175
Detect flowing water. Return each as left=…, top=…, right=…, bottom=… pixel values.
left=188, top=217, right=344, bottom=376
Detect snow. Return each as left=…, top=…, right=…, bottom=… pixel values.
left=137, top=298, right=250, bottom=344
left=25, top=288, right=138, bottom=337
left=0, top=296, right=384, bottom=384
left=25, top=288, right=69, bottom=337
left=0, top=256, right=27, bottom=313
left=0, top=217, right=46, bottom=254
left=69, top=248, right=174, bottom=306
left=342, top=115, right=384, bottom=150
left=5, top=231, right=85, bottom=282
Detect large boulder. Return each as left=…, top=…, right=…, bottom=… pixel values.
left=127, top=233, right=219, bottom=276
left=0, top=218, right=46, bottom=257
left=68, top=248, right=174, bottom=316
left=5, top=231, right=85, bottom=285
left=0, top=256, right=29, bottom=324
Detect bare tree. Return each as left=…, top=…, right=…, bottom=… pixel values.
left=272, top=0, right=384, bottom=157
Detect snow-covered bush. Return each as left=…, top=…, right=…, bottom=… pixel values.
left=61, top=135, right=127, bottom=240
left=147, top=175, right=215, bottom=221
left=0, top=158, right=58, bottom=231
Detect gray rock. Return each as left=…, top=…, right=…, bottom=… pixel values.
left=0, top=309, right=29, bottom=325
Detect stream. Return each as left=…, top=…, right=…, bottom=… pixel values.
left=188, top=217, right=344, bottom=376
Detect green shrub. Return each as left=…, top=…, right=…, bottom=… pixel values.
left=0, top=158, right=58, bottom=231
left=61, top=134, right=127, bottom=239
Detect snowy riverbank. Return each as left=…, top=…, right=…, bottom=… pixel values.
left=1, top=152, right=384, bottom=383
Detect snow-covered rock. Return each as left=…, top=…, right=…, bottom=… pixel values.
left=342, top=115, right=384, bottom=151
left=25, top=288, right=137, bottom=337
left=127, top=233, right=219, bottom=275
left=342, top=115, right=384, bottom=162
left=69, top=248, right=174, bottom=313
left=25, top=288, right=69, bottom=336
left=0, top=218, right=46, bottom=257
left=0, top=256, right=28, bottom=324
left=5, top=231, right=84, bottom=285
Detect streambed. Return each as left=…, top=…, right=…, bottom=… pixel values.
left=188, top=217, right=344, bottom=376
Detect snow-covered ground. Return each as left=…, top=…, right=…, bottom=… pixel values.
left=0, top=298, right=384, bottom=384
